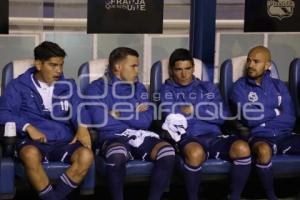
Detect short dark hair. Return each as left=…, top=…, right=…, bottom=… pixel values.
left=169, top=48, right=194, bottom=70
left=34, top=41, right=66, bottom=61
left=108, top=47, right=139, bottom=71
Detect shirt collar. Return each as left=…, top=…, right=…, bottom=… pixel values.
left=31, top=74, right=54, bottom=89
left=246, top=70, right=271, bottom=87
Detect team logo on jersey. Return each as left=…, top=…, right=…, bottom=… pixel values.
left=248, top=92, right=258, bottom=102
left=267, top=0, right=295, bottom=20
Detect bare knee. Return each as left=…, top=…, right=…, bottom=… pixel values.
left=72, top=147, right=94, bottom=168
left=184, top=142, right=206, bottom=167
left=229, top=140, right=251, bottom=159
left=253, top=142, right=272, bottom=164
left=19, top=145, right=42, bottom=166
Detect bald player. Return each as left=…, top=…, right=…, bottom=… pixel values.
left=229, top=46, right=300, bottom=200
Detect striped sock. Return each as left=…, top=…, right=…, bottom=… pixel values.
left=148, top=145, right=175, bottom=200
left=256, top=162, right=278, bottom=200
left=230, top=156, right=251, bottom=200
left=54, top=173, right=78, bottom=200
left=39, top=184, right=56, bottom=200
left=105, top=145, right=128, bottom=200
left=183, top=163, right=202, bottom=200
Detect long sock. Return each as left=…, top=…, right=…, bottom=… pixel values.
left=148, top=146, right=175, bottom=200
left=256, top=162, right=277, bottom=200
left=39, top=184, right=57, bottom=200
left=105, top=145, right=128, bottom=200
left=230, top=156, right=251, bottom=200
left=183, top=163, right=202, bottom=200
left=54, top=173, right=78, bottom=200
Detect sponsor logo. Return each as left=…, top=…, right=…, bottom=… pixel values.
left=105, top=0, right=146, bottom=11
left=267, top=0, right=295, bottom=20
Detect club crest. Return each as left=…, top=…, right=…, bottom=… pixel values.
left=248, top=92, right=258, bottom=102
left=267, top=0, right=295, bottom=20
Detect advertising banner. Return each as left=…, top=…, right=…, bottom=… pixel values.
left=0, top=0, right=8, bottom=34
left=88, top=0, right=164, bottom=33
left=244, top=0, right=300, bottom=32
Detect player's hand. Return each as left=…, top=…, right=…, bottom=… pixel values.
left=69, top=125, right=91, bottom=149
left=180, top=105, right=194, bottom=115
left=110, top=110, right=121, bottom=119
left=136, top=103, right=149, bottom=112
left=26, top=125, right=47, bottom=143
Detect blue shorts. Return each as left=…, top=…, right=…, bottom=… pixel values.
left=99, top=136, right=163, bottom=161
left=179, top=134, right=244, bottom=161
left=249, top=134, right=300, bottom=155
left=16, top=138, right=82, bottom=164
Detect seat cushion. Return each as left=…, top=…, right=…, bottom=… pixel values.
left=15, top=161, right=69, bottom=178
left=272, top=155, right=300, bottom=177
left=14, top=160, right=95, bottom=194
left=0, top=157, right=15, bottom=197
left=176, top=156, right=231, bottom=174
left=78, top=59, right=108, bottom=93
left=96, top=157, right=154, bottom=181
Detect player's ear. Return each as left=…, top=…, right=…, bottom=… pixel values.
left=35, top=60, right=42, bottom=71
left=265, top=61, right=271, bottom=71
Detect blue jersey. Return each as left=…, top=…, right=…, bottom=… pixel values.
left=229, top=71, right=295, bottom=138
left=159, top=77, right=230, bottom=136
left=85, top=75, right=153, bottom=142
left=0, top=67, right=90, bottom=143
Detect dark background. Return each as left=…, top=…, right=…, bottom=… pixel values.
left=244, top=0, right=300, bottom=32
left=0, top=0, right=9, bottom=34
left=87, top=0, right=164, bottom=33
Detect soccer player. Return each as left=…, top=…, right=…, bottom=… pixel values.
left=159, top=48, right=251, bottom=200
left=85, top=47, right=175, bottom=200
left=0, top=41, right=94, bottom=200
left=229, top=46, right=300, bottom=200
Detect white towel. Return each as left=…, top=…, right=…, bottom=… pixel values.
left=162, top=113, right=188, bottom=142
left=116, top=129, right=159, bottom=148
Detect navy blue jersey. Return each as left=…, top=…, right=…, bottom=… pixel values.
left=0, top=67, right=90, bottom=142
left=85, top=75, right=153, bottom=142
left=159, top=77, right=230, bottom=136
left=229, top=71, right=295, bottom=138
